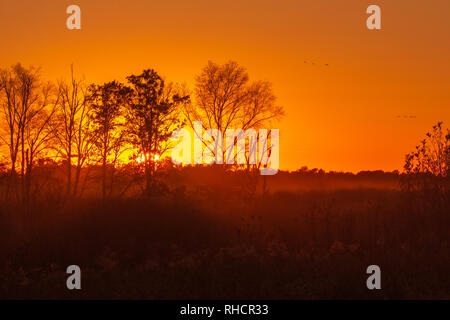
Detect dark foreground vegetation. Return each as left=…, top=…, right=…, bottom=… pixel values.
left=0, top=166, right=449, bottom=299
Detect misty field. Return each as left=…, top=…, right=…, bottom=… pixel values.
left=0, top=168, right=449, bottom=299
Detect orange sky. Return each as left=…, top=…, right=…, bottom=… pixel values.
left=1, top=0, right=449, bottom=172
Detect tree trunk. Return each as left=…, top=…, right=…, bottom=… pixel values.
left=145, top=162, right=152, bottom=196
left=102, top=155, right=107, bottom=200
left=24, top=149, right=32, bottom=204
left=73, top=162, right=82, bottom=198
left=67, top=146, right=72, bottom=198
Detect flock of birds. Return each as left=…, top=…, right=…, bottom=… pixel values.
left=396, top=115, right=417, bottom=119
left=304, top=60, right=329, bottom=67
left=303, top=60, right=418, bottom=121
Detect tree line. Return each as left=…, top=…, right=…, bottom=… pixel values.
left=0, top=61, right=284, bottom=202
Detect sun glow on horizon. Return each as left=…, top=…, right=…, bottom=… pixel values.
left=136, top=153, right=160, bottom=164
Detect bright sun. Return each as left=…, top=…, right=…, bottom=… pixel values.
left=136, top=153, right=160, bottom=163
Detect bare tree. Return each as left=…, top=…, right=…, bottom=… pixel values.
left=51, top=66, right=92, bottom=198
left=184, top=61, right=284, bottom=164
left=0, top=66, right=23, bottom=190
left=72, top=90, right=96, bottom=198
left=23, top=81, right=59, bottom=200
left=183, top=61, right=284, bottom=196
left=190, top=61, right=283, bottom=130
left=0, top=64, right=57, bottom=201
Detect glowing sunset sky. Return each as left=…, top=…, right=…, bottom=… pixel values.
left=1, top=0, right=449, bottom=172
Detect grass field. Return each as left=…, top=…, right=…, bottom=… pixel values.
left=0, top=167, right=448, bottom=299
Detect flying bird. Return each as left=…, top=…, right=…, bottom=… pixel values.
left=304, top=60, right=330, bottom=67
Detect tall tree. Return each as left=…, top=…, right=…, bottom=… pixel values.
left=52, top=66, right=91, bottom=197
left=0, top=64, right=57, bottom=201
left=0, top=65, right=23, bottom=186
left=183, top=61, right=284, bottom=196
left=23, top=81, right=59, bottom=200
left=89, top=81, right=132, bottom=199
left=184, top=61, right=284, bottom=168
left=126, top=69, right=188, bottom=195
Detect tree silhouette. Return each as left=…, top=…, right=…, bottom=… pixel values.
left=126, top=69, right=188, bottom=195
left=23, top=81, right=58, bottom=201
left=89, top=81, right=132, bottom=199
left=183, top=61, right=284, bottom=195
left=404, top=122, right=450, bottom=195
left=404, top=122, right=449, bottom=177
left=51, top=66, right=92, bottom=197
left=184, top=61, right=284, bottom=166
left=0, top=65, right=27, bottom=198
left=0, top=64, right=57, bottom=202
